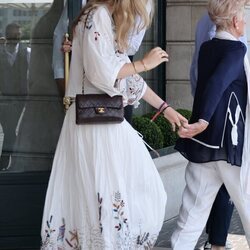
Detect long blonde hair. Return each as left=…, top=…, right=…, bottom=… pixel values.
left=74, top=0, right=154, bottom=51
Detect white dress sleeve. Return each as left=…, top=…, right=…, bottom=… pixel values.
left=75, top=6, right=147, bottom=105
left=117, top=74, right=147, bottom=108
left=81, top=7, right=126, bottom=97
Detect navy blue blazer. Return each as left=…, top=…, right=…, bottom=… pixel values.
left=176, top=38, right=247, bottom=165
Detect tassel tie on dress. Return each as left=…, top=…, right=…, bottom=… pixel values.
left=137, top=131, right=160, bottom=157
left=228, top=104, right=241, bottom=146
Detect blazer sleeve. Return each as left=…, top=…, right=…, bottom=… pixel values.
left=198, top=44, right=246, bottom=122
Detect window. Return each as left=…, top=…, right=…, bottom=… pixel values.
left=0, top=1, right=64, bottom=172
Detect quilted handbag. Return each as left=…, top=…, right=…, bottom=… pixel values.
left=75, top=94, right=124, bottom=124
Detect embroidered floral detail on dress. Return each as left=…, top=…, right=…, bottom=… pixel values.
left=94, top=32, right=100, bottom=41
left=65, top=230, right=80, bottom=250
left=113, top=191, right=128, bottom=231
left=136, top=232, right=156, bottom=249
left=84, top=9, right=95, bottom=29
left=41, top=215, right=56, bottom=249
left=132, top=228, right=158, bottom=250
left=126, top=74, right=145, bottom=105
left=57, top=218, right=66, bottom=241
left=97, top=192, right=103, bottom=233
left=112, top=192, right=158, bottom=249
left=112, top=191, right=132, bottom=248
left=41, top=199, right=158, bottom=249
left=137, top=232, right=150, bottom=245
left=114, top=73, right=146, bottom=108
left=41, top=216, right=82, bottom=250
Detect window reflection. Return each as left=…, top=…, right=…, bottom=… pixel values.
left=0, top=0, right=64, bottom=172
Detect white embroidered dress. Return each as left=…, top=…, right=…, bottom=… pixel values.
left=41, top=6, right=167, bottom=250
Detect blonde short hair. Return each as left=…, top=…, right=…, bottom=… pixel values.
left=208, top=0, right=246, bottom=30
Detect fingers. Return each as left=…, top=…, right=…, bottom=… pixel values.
left=172, top=118, right=184, bottom=131
left=160, top=51, right=169, bottom=59
left=63, top=40, right=72, bottom=45
left=157, top=49, right=169, bottom=61
left=62, top=44, right=72, bottom=53
left=61, top=40, right=72, bottom=53
left=143, top=47, right=169, bottom=70
left=171, top=118, right=183, bottom=132
left=151, top=47, right=169, bottom=60
left=178, top=127, right=191, bottom=138
left=172, top=117, right=191, bottom=133
left=172, top=123, right=176, bottom=132
left=163, top=108, right=182, bottom=130
left=178, top=114, right=188, bottom=123
left=178, top=122, right=207, bottom=138
left=178, top=126, right=195, bottom=138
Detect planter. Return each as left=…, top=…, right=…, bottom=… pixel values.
left=153, top=147, right=188, bottom=220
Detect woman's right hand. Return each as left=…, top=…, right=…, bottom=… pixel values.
left=163, top=107, right=188, bottom=132
left=142, top=47, right=169, bottom=70
left=61, top=39, right=72, bottom=53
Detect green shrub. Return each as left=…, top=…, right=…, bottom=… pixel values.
left=132, top=116, right=164, bottom=150
left=144, top=108, right=192, bottom=148
left=143, top=113, right=177, bottom=147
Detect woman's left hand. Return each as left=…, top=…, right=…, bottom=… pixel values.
left=163, top=107, right=188, bottom=131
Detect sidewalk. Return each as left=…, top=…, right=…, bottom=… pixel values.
left=154, top=208, right=248, bottom=250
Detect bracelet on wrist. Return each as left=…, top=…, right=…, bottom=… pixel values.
left=162, top=105, right=171, bottom=114
left=151, top=101, right=168, bottom=122
left=132, top=61, right=138, bottom=74
left=158, top=101, right=167, bottom=111
left=141, top=59, right=148, bottom=72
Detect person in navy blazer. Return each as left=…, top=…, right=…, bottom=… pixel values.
left=185, top=39, right=247, bottom=162
left=190, top=11, right=248, bottom=249
left=171, top=0, right=250, bottom=249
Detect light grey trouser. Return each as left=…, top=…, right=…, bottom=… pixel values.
left=171, top=161, right=250, bottom=250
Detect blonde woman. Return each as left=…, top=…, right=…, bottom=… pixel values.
left=40, top=0, right=187, bottom=249
left=172, top=0, right=250, bottom=249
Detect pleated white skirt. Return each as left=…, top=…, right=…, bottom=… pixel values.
left=41, top=104, right=167, bottom=250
